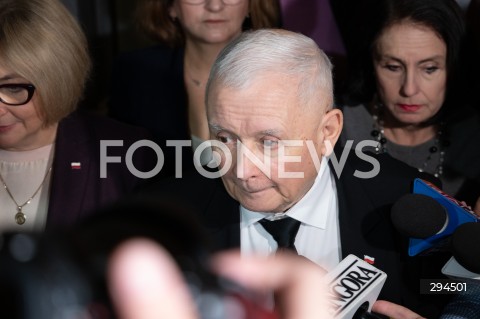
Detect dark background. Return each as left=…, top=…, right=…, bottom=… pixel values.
left=61, top=0, right=153, bottom=114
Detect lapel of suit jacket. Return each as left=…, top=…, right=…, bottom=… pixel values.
left=47, top=112, right=92, bottom=228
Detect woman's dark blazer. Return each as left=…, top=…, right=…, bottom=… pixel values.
left=46, top=111, right=156, bottom=228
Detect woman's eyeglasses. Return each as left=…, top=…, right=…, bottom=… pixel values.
left=0, top=84, right=36, bottom=106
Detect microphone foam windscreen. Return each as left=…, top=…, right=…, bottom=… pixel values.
left=452, top=222, right=480, bottom=273
left=391, top=193, right=447, bottom=238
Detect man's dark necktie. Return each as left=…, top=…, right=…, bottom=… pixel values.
left=259, top=217, right=303, bottom=314
left=258, top=216, right=301, bottom=253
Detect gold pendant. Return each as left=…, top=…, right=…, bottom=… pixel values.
left=15, top=211, right=26, bottom=225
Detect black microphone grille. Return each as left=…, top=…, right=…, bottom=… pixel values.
left=391, top=194, right=447, bottom=238
left=452, top=222, right=480, bottom=274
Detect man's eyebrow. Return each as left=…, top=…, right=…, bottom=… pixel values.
left=208, top=123, right=224, bottom=132
left=259, top=129, right=282, bottom=136
left=209, top=125, right=283, bottom=136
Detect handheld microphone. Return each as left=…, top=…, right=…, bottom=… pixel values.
left=324, top=254, right=387, bottom=319
left=440, top=223, right=480, bottom=319
left=442, top=222, right=480, bottom=278
left=391, top=179, right=479, bottom=256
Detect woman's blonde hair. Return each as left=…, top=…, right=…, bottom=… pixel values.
left=0, top=0, right=91, bottom=125
left=136, top=0, right=281, bottom=47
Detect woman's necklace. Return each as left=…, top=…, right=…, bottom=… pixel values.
left=184, top=59, right=208, bottom=89
left=0, top=166, right=52, bottom=225
left=186, top=68, right=203, bottom=87
left=370, top=104, right=446, bottom=178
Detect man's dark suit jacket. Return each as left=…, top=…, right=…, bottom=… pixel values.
left=151, top=150, right=448, bottom=317
left=46, top=111, right=155, bottom=229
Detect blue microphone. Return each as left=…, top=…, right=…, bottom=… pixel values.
left=391, top=179, right=479, bottom=256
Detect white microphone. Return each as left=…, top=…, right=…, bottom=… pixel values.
left=324, top=254, right=387, bottom=319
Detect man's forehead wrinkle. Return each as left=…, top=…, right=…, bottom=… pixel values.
left=211, top=101, right=291, bottom=124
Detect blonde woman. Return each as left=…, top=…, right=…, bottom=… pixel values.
left=0, top=0, right=155, bottom=234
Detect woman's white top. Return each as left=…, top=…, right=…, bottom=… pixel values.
left=0, top=144, right=53, bottom=233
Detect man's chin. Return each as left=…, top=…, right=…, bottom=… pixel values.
left=225, top=185, right=285, bottom=212
left=239, top=197, right=285, bottom=213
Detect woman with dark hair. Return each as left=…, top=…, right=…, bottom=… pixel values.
left=109, top=0, right=281, bottom=178
left=339, top=0, right=480, bottom=204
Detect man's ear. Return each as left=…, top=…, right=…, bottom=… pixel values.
left=319, top=108, right=343, bottom=156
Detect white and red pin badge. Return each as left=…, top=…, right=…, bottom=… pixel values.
left=71, top=162, right=81, bottom=170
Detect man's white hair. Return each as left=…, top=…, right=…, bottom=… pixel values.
left=206, top=29, right=334, bottom=109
